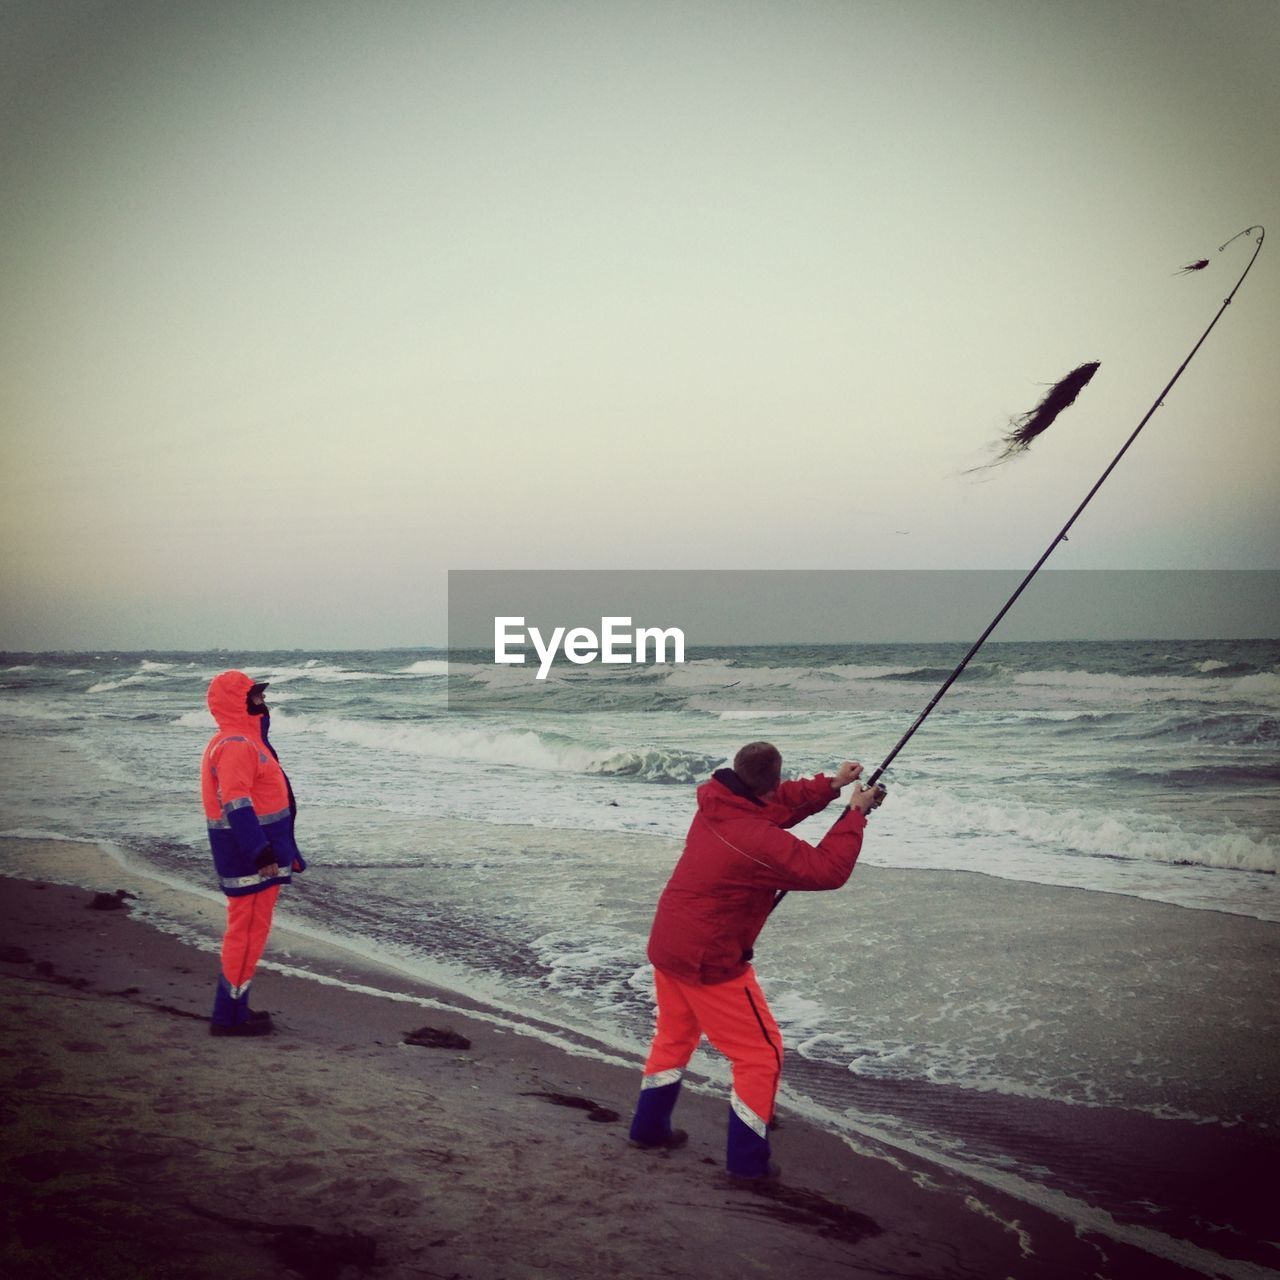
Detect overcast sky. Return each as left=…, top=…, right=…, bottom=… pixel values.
left=2, top=0, right=1277, bottom=649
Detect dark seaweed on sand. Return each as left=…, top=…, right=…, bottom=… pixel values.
left=970, top=360, right=1100, bottom=472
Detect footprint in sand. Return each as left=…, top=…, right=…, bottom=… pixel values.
left=60, top=1041, right=107, bottom=1054
left=519, top=1092, right=620, bottom=1123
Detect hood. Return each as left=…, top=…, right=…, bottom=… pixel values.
left=206, top=670, right=264, bottom=737
left=695, top=768, right=767, bottom=820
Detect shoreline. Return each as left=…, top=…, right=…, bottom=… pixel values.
left=0, top=838, right=1272, bottom=1279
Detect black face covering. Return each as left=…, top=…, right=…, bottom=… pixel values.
left=246, top=682, right=270, bottom=717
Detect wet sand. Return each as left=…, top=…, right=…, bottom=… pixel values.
left=0, top=838, right=1260, bottom=1280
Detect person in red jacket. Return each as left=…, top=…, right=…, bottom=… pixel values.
left=628, top=741, right=884, bottom=1180
left=200, top=670, right=306, bottom=1037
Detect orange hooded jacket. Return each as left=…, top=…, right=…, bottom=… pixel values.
left=201, top=670, right=304, bottom=897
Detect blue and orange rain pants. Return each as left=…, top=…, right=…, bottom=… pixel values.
left=213, top=884, right=281, bottom=1024
left=629, top=965, right=782, bottom=1177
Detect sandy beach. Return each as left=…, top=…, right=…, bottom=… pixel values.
left=5, top=837, right=1271, bottom=1280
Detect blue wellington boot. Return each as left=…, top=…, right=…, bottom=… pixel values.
left=209, top=975, right=271, bottom=1037
left=726, top=1105, right=778, bottom=1180
left=628, top=1075, right=688, bottom=1149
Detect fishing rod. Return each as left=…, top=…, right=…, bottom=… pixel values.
left=863, top=224, right=1265, bottom=791
left=771, top=227, right=1264, bottom=915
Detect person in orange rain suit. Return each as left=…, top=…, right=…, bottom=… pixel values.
left=628, top=741, right=885, bottom=1180
left=201, top=670, right=306, bottom=1037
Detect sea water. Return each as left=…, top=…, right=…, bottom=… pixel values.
left=2, top=642, right=1278, bottom=1271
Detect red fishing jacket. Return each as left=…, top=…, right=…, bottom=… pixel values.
left=201, top=670, right=304, bottom=897
left=647, top=769, right=865, bottom=985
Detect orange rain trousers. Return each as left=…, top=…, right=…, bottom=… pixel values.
left=643, top=964, right=783, bottom=1128
left=221, top=884, right=280, bottom=990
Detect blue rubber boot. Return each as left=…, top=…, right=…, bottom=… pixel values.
left=211, top=974, right=248, bottom=1027
left=629, top=1075, right=687, bottom=1149
left=726, top=1105, right=777, bottom=1179
left=209, top=976, right=270, bottom=1036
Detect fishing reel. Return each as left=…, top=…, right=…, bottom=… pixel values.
left=855, top=779, right=888, bottom=812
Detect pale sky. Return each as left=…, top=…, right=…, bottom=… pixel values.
left=2, top=0, right=1277, bottom=649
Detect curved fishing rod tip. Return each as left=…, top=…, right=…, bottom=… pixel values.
left=1218, top=225, right=1265, bottom=253
left=1182, top=228, right=1264, bottom=273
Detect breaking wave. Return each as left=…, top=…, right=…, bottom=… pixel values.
left=909, top=787, right=1280, bottom=875
left=291, top=714, right=718, bottom=784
